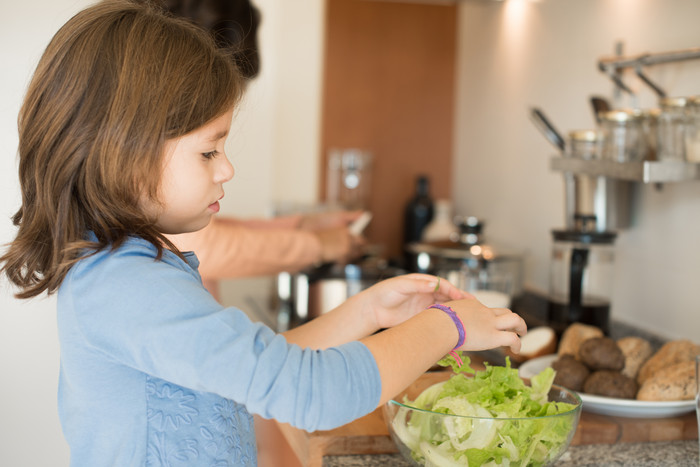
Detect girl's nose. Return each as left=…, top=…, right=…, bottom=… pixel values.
left=215, top=155, right=235, bottom=183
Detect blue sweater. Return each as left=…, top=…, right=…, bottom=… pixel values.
left=57, top=236, right=381, bottom=466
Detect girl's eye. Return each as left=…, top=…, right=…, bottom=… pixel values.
left=202, top=150, right=219, bottom=160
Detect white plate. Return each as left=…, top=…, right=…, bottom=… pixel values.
left=518, top=354, right=696, bottom=418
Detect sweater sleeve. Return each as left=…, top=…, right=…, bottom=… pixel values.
left=167, top=217, right=322, bottom=280
left=62, top=242, right=380, bottom=432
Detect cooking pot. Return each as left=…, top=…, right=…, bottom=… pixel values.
left=275, top=260, right=406, bottom=327
left=407, top=217, right=524, bottom=300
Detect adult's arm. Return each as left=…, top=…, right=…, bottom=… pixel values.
left=168, top=217, right=323, bottom=280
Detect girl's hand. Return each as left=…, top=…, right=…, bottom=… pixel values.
left=445, top=298, right=527, bottom=354
left=359, top=274, right=471, bottom=330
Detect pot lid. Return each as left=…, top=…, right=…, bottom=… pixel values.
left=600, top=109, right=642, bottom=122
left=659, top=96, right=688, bottom=108
left=569, top=130, right=603, bottom=142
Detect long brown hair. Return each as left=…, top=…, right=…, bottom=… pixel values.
left=1, top=0, right=245, bottom=299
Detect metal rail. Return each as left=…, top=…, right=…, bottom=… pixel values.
left=598, top=47, right=700, bottom=97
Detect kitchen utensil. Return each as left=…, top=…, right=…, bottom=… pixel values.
left=280, top=259, right=405, bottom=324
left=547, top=230, right=616, bottom=336
left=408, top=217, right=524, bottom=299
left=530, top=107, right=566, bottom=152
left=590, top=96, right=611, bottom=124
left=348, top=211, right=372, bottom=236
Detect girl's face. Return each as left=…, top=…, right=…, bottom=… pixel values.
left=145, top=108, right=235, bottom=235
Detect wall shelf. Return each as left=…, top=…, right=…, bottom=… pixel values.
left=550, top=157, right=700, bottom=183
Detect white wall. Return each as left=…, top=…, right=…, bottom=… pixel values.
left=0, top=0, right=322, bottom=465
left=453, top=0, right=700, bottom=340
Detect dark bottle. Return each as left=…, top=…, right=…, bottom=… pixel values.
left=403, top=175, right=434, bottom=247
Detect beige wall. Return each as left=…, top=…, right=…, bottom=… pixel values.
left=452, top=0, right=700, bottom=340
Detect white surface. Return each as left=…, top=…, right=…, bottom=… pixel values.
left=519, top=355, right=696, bottom=418
left=471, top=290, right=511, bottom=308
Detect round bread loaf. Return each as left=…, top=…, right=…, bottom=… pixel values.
left=637, top=360, right=696, bottom=401
left=637, top=339, right=700, bottom=385
left=557, top=323, right=603, bottom=359
left=583, top=370, right=638, bottom=399
left=617, top=336, right=653, bottom=379
left=578, top=337, right=625, bottom=371
left=552, top=354, right=590, bottom=392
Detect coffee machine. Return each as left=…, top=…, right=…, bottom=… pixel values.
left=531, top=108, right=626, bottom=335
left=547, top=229, right=616, bottom=336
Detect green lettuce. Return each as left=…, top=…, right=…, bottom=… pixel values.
left=392, top=357, right=578, bottom=466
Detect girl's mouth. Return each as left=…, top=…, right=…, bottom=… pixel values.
left=208, top=201, right=220, bottom=213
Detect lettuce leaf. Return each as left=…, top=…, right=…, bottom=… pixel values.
left=392, top=358, right=577, bottom=466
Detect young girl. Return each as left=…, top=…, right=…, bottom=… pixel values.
left=0, top=1, right=527, bottom=465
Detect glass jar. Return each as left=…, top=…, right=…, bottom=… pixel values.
left=326, top=148, right=372, bottom=210
left=657, top=96, right=689, bottom=161
left=599, top=110, right=645, bottom=162
left=637, top=108, right=661, bottom=161
left=567, top=130, right=603, bottom=160
left=684, top=96, right=700, bottom=163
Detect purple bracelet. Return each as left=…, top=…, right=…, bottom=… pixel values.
left=428, top=304, right=466, bottom=365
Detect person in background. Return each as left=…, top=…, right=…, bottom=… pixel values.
left=0, top=2, right=527, bottom=465
left=158, top=0, right=364, bottom=299
left=172, top=210, right=365, bottom=298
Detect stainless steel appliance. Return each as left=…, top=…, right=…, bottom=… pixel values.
left=275, top=259, right=405, bottom=329
left=407, top=217, right=524, bottom=300
left=530, top=107, right=634, bottom=232
left=547, top=229, right=616, bottom=335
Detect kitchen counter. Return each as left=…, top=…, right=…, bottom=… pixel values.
left=266, top=369, right=698, bottom=467
left=246, top=287, right=699, bottom=467
left=323, top=439, right=699, bottom=466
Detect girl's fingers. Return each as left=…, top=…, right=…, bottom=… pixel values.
left=495, top=312, right=527, bottom=335
left=501, top=331, right=523, bottom=354
left=491, top=307, right=512, bottom=316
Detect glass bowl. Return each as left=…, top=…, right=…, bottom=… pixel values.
left=383, top=373, right=582, bottom=467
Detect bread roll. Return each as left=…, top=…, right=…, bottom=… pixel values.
left=583, top=370, right=638, bottom=399
left=552, top=354, right=590, bottom=392
left=637, top=360, right=696, bottom=401
left=557, top=323, right=603, bottom=359
left=579, top=337, right=625, bottom=371
left=506, top=326, right=557, bottom=362
left=617, top=336, right=653, bottom=379
left=637, top=339, right=700, bottom=385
